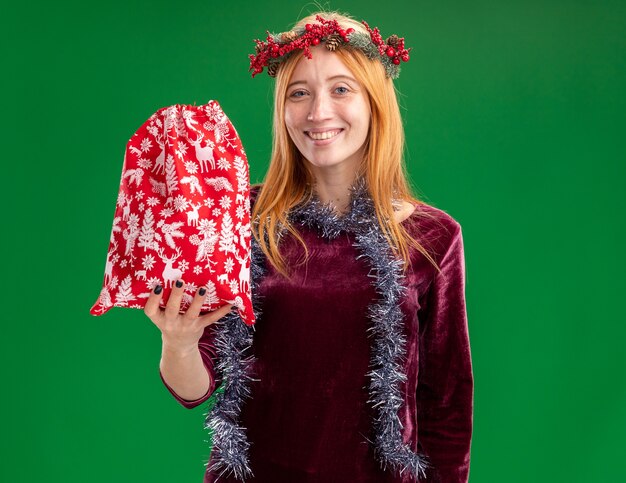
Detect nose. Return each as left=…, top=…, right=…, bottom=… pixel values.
left=307, top=93, right=331, bottom=122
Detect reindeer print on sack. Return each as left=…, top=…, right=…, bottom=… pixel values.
left=188, top=133, right=215, bottom=172
left=90, top=101, right=255, bottom=325
left=157, top=247, right=184, bottom=289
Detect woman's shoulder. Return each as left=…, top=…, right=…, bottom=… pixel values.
left=409, top=200, right=461, bottom=231
left=403, top=200, right=463, bottom=262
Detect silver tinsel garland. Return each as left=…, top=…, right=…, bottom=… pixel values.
left=203, top=234, right=265, bottom=480
left=204, top=176, right=429, bottom=481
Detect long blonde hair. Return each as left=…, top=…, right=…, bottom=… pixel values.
left=251, top=10, right=440, bottom=279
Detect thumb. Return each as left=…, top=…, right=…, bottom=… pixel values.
left=199, top=303, right=235, bottom=327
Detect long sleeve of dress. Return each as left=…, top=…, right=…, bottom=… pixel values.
left=416, top=222, right=473, bottom=483
left=159, top=322, right=223, bottom=409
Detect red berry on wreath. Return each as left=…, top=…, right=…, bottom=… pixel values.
left=386, top=47, right=396, bottom=57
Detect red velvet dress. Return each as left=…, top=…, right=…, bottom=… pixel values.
left=160, top=189, right=473, bottom=482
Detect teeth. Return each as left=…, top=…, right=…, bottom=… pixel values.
left=307, top=130, right=341, bottom=140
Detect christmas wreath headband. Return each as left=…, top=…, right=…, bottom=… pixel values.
left=249, top=14, right=411, bottom=79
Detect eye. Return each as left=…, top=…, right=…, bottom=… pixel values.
left=289, top=90, right=307, bottom=98
left=334, top=86, right=350, bottom=95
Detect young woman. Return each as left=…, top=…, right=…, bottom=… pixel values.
left=145, top=11, right=473, bottom=483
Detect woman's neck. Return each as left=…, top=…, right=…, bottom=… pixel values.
left=310, top=170, right=360, bottom=216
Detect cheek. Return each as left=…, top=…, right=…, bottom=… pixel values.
left=284, top=109, right=303, bottom=137
left=283, top=111, right=298, bottom=138
left=285, top=125, right=301, bottom=146
left=284, top=102, right=304, bottom=126
left=354, top=111, right=370, bottom=139
left=284, top=112, right=293, bottom=130
left=348, top=99, right=371, bottom=135
left=361, top=102, right=372, bottom=136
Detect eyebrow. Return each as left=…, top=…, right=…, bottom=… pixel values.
left=287, top=75, right=358, bottom=89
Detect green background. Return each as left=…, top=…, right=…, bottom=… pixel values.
left=2, top=0, right=625, bottom=481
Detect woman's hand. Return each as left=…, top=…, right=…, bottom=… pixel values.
left=143, top=279, right=233, bottom=354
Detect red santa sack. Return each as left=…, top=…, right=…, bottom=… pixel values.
left=90, top=101, right=254, bottom=325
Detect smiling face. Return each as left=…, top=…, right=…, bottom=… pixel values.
left=284, top=45, right=371, bottom=178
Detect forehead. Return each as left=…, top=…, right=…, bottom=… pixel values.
left=289, top=46, right=354, bottom=83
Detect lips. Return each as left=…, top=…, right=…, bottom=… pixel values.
left=305, top=129, right=343, bottom=141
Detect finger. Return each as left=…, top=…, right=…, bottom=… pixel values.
left=164, top=279, right=185, bottom=318
left=144, top=285, right=164, bottom=321
left=198, top=303, right=234, bottom=328
left=184, top=286, right=208, bottom=320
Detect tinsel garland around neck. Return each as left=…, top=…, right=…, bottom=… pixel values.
left=204, top=176, right=429, bottom=481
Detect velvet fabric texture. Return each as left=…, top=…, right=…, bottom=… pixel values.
left=160, top=186, right=473, bottom=482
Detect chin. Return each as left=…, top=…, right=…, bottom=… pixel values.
left=305, top=158, right=346, bottom=169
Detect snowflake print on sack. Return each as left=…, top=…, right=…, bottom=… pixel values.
left=138, top=157, right=152, bottom=170
left=140, top=138, right=152, bottom=152
left=217, top=157, right=231, bottom=171
left=184, top=160, right=198, bottom=174
left=219, top=195, right=232, bottom=210
left=142, top=254, right=156, bottom=270
left=173, top=195, right=189, bottom=212
left=228, top=278, right=240, bottom=295
left=160, top=207, right=174, bottom=219
left=145, top=276, right=161, bottom=291
left=90, top=101, right=255, bottom=325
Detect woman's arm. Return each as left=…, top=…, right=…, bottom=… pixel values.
left=159, top=327, right=218, bottom=408
left=417, top=222, right=474, bottom=482
left=143, top=282, right=231, bottom=409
